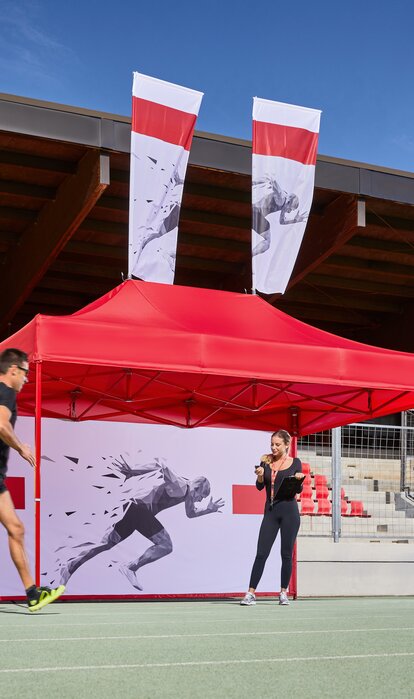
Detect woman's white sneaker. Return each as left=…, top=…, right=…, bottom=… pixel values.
left=240, top=592, right=256, bottom=606
left=279, top=591, right=289, bottom=605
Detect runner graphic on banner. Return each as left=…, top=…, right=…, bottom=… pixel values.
left=128, top=73, right=203, bottom=283
left=58, top=455, right=224, bottom=590
left=252, top=98, right=321, bottom=295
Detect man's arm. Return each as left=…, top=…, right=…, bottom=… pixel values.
left=0, top=406, right=36, bottom=467
left=280, top=207, right=308, bottom=225
left=185, top=494, right=225, bottom=518
left=112, top=455, right=161, bottom=479
left=161, top=463, right=187, bottom=488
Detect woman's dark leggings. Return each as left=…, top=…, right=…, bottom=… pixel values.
left=249, top=500, right=300, bottom=590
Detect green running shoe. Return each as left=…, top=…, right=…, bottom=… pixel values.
left=28, top=585, right=65, bottom=612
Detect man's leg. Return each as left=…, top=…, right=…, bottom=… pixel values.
left=60, top=526, right=122, bottom=585
left=0, top=488, right=65, bottom=611
left=119, top=528, right=172, bottom=590
left=130, top=528, right=173, bottom=571
left=252, top=208, right=271, bottom=256
left=0, top=489, right=34, bottom=589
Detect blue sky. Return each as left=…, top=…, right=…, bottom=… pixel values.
left=1, top=0, right=414, bottom=172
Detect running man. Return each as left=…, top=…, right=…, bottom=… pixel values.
left=59, top=456, right=225, bottom=589
left=0, top=348, right=65, bottom=611
left=132, top=169, right=184, bottom=276
left=252, top=176, right=308, bottom=256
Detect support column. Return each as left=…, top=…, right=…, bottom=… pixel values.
left=401, top=411, right=407, bottom=492
left=332, top=427, right=342, bottom=543
left=290, top=417, right=299, bottom=599
left=34, top=361, right=42, bottom=586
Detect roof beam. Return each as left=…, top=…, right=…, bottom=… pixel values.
left=0, top=148, right=76, bottom=174
left=0, top=150, right=109, bottom=332
left=284, top=285, right=400, bottom=314
left=274, top=301, right=376, bottom=327
left=320, top=255, right=414, bottom=283
left=306, top=272, right=414, bottom=299
left=287, top=194, right=360, bottom=289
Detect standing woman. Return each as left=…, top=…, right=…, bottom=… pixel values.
left=241, top=430, right=304, bottom=606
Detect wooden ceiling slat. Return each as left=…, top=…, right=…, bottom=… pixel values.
left=274, top=300, right=380, bottom=327
left=50, top=259, right=123, bottom=280
left=65, top=240, right=126, bottom=260
left=340, top=242, right=414, bottom=267
left=284, top=286, right=400, bottom=314
left=305, top=272, right=414, bottom=299
left=39, top=274, right=112, bottom=296
left=0, top=180, right=56, bottom=199
left=319, top=257, right=414, bottom=285
left=0, top=148, right=76, bottom=173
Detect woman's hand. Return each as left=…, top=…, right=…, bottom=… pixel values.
left=294, top=473, right=306, bottom=480
left=255, top=466, right=264, bottom=480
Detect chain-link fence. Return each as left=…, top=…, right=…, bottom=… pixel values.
left=297, top=413, right=414, bottom=540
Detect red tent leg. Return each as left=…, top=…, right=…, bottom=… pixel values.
left=290, top=434, right=298, bottom=600
left=34, top=361, right=42, bottom=587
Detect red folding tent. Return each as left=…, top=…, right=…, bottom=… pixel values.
left=1, top=279, right=414, bottom=589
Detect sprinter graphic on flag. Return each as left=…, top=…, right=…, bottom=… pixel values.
left=252, top=98, right=321, bottom=295
left=128, top=73, right=203, bottom=284
left=252, top=175, right=308, bottom=256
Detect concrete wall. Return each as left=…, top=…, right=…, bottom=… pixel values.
left=297, top=538, right=414, bottom=596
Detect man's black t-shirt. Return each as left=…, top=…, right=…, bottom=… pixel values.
left=0, top=382, right=17, bottom=478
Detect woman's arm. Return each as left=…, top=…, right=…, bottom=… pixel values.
left=255, top=457, right=268, bottom=491
left=294, top=458, right=305, bottom=492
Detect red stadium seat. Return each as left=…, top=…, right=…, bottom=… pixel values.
left=341, top=499, right=349, bottom=515
left=301, top=462, right=311, bottom=475
left=314, top=474, right=328, bottom=487
left=300, top=484, right=313, bottom=499
left=317, top=499, right=331, bottom=515
left=303, top=474, right=312, bottom=487
left=300, top=497, right=315, bottom=515
left=349, top=500, right=364, bottom=516
left=315, top=485, right=329, bottom=500
left=341, top=488, right=346, bottom=500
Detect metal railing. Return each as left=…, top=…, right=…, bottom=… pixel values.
left=297, top=413, right=414, bottom=540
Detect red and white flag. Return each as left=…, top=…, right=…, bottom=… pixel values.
left=252, top=98, right=321, bottom=294
left=128, top=73, right=203, bottom=283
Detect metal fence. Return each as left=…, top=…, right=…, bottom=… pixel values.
left=297, top=413, right=414, bottom=540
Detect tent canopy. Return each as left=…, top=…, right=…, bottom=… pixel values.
left=1, top=280, right=413, bottom=435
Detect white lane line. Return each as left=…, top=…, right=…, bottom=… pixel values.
left=0, top=612, right=411, bottom=629
left=1, top=626, right=413, bottom=642
left=2, top=603, right=412, bottom=619
left=2, top=652, right=414, bottom=674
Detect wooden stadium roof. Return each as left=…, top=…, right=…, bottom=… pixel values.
left=1, top=92, right=413, bottom=351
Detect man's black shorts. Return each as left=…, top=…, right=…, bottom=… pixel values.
left=114, top=501, right=164, bottom=540
left=0, top=475, right=8, bottom=494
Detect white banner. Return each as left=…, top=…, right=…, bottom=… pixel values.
left=128, top=73, right=203, bottom=284
left=252, top=98, right=321, bottom=294
left=0, top=419, right=284, bottom=597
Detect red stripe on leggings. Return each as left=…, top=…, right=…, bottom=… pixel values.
left=132, top=96, right=196, bottom=150
left=253, top=120, right=319, bottom=164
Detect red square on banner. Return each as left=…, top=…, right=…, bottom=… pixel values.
left=232, top=485, right=265, bottom=515
left=6, top=477, right=25, bottom=510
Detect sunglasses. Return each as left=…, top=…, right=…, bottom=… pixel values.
left=17, top=365, right=29, bottom=377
